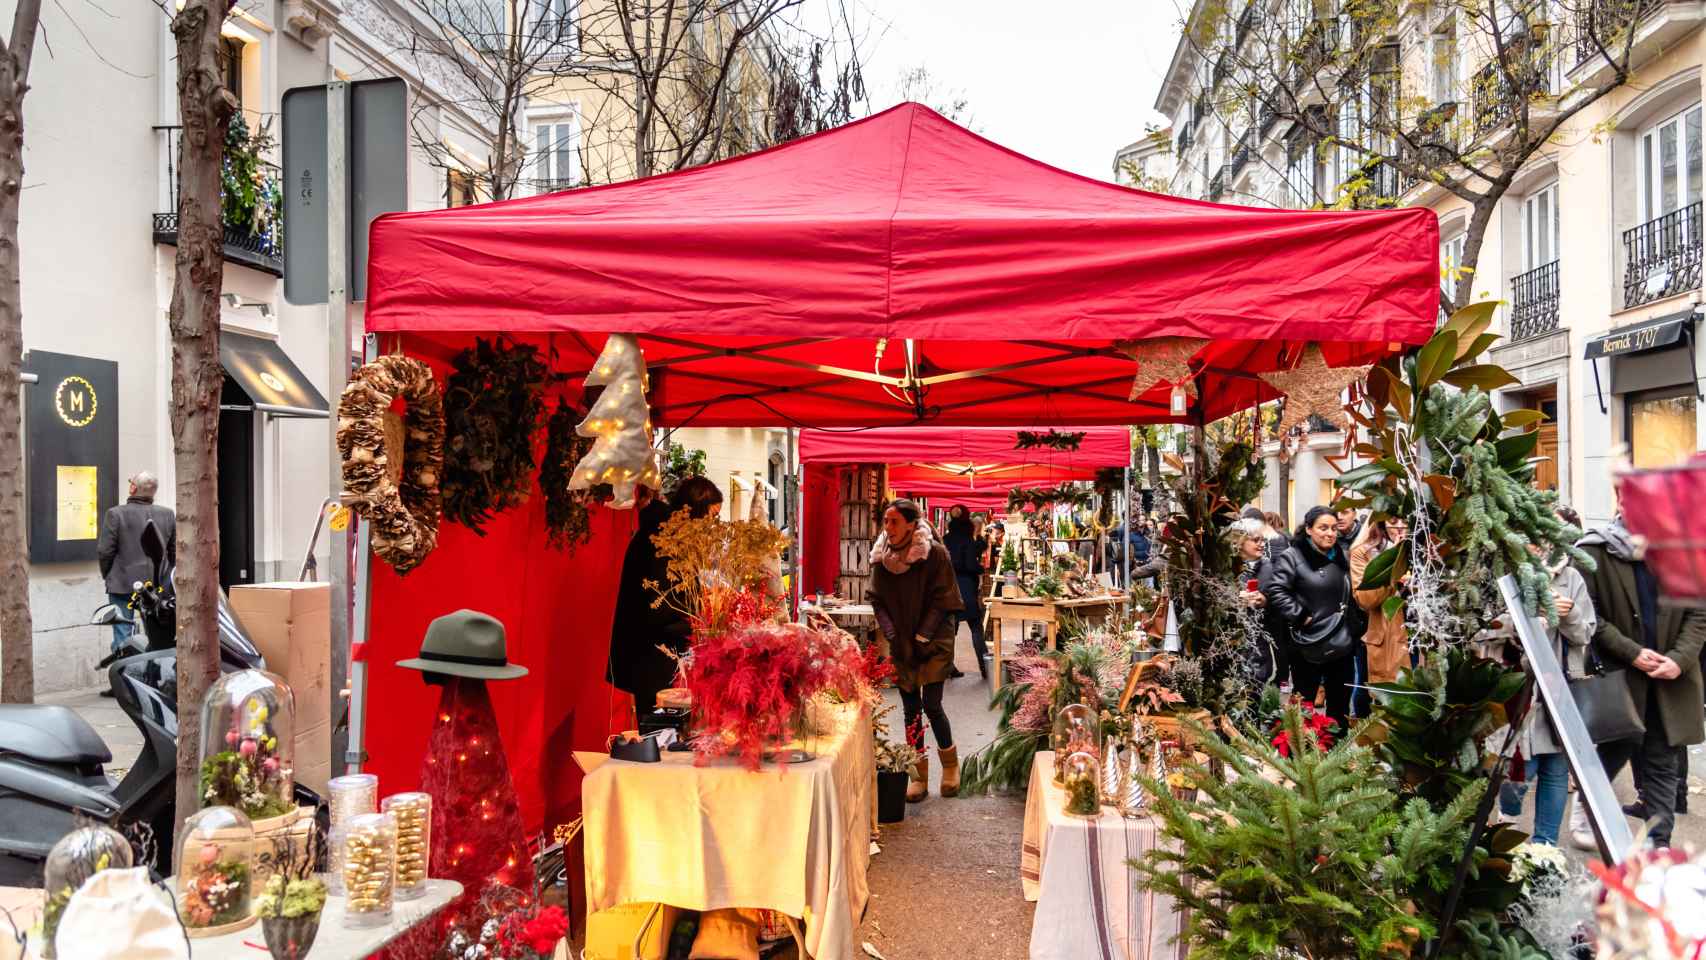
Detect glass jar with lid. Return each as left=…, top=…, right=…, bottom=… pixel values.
left=176, top=806, right=256, bottom=936
left=42, top=825, right=133, bottom=958
left=1061, top=751, right=1102, bottom=817
left=199, top=669, right=296, bottom=822
left=1051, top=702, right=1101, bottom=780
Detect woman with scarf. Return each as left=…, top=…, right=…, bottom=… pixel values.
left=1233, top=520, right=1281, bottom=687
left=1349, top=516, right=1412, bottom=687
left=1264, top=506, right=1357, bottom=728
left=868, top=499, right=964, bottom=801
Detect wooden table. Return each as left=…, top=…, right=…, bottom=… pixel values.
left=989, top=594, right=1127, bottom=693
left=15, top=877, right=462, bottom=958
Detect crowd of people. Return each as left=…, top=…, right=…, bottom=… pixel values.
left=1228, top=499, right=1706, bottom=850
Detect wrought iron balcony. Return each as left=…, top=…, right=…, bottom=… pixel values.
left=1510, top=260, right=1561, bottom=341
left=1471, top=28, right=1554, bottom=137
left=1207, top=167, right=1227, bottom=201
left=1623, top=202, right=1703, bottom=309
left=1228, top=129, right=1252, bottom=179
left=152, top=125, right=283, bottom=276
left=1176, top=126, right=1194, bottom=156
left=1575, top=0, right=1680, bottom=67
left=1258, top=101, right=1278, bottom=136
left=1213, top=53, right=1233, bottom=89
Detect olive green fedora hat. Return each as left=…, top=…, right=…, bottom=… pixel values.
left=396, top=609, right=528, bottom=680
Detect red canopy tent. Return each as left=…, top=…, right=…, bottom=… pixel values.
left=797, top=426, right=1130, bottom=593
left=353, top=103, right=1439, bottom=840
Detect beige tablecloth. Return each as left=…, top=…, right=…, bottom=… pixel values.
left=1022, top=752, right=1187, bottom=960
left=581, top=699, right=875, bottom=960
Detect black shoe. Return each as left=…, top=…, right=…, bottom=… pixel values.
left=1623, top=801, right=1650, bottom=819
left=98, top=687, right=116, bottom=698
left=947, top=665, right=966, bottom=678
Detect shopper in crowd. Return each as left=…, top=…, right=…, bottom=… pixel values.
left=608, top=477, right=724, bottom=719
left=1574, top=512, right=1706, bottom=848
left=1242, top=505, right=1288, bottom=561
left=1233, top=520, right=1280, bottom=686
left=96, top=470, right=175, bottom=660
left=868, top=499, right=965, bottom=801
left=1349, top=516, right=1412, bottom=687
left=1487, top=540, right=1595, bottom=845
left=943, top=511, right=992, bottom=681
left=985, top=521, right=1007, bottom=571
left=1336, top=506, right=1362, bottom=551
left=1265, top=506, right=1357, bottom=728
left=1130, top=520, right=1153, bottom=568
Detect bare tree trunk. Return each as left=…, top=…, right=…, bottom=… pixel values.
left=170, top=0, right=235, bottom=832
left=0, top=0, right=40, bottom=704
left=1452, top=199, right=1498, bottom=313
left=1276, top=448, right=1292, bottom=530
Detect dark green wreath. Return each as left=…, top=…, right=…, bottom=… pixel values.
left=541, top=398, right=601, bottom=551
left=1014, top=429, right=1087, bottom=451
left=1006, top=483, right=1095, bottom=511
left=441, top=338, right=550, bottom=535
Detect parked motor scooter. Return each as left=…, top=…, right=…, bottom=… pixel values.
left=0, top=521, right=312, bottom=882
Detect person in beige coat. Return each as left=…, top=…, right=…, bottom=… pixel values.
left=1349, top=517, right=1411, bottom=686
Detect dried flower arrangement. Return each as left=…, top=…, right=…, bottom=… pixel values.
left=441, top=338, right=550, bottom=534
left=647, top=512, right=790, bottom=632
left=181, top=843, right=250, bottom=929
left=200, top=699, right=293, bottom=820
left=540, top=398, right=599, bottom=551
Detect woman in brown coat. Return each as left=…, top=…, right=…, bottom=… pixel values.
left=868, top=499, right=964, bottom=801
left=1349, top=516, right=1410, bottom=685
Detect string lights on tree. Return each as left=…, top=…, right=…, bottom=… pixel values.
left=569, top=334, right=662, bottom=509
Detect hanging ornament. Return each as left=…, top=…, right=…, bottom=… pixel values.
left=1100, top=740, right=1124, bottom=804
left=1114, top=337, right=1208, bottom=403
left=337, top=355, right=444, bottom=574
left=570, top=334, right=662, bottom=509
left=1117, top=739, right=1149, bottom=819
left=1259, top=344, right=1371, bottom=441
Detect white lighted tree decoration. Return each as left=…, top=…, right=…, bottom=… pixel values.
left=570, top=334, right=662, bottom=509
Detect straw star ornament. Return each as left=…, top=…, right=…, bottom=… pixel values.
left=1259, top=344, right=1370, bottom=439
left=1116, top=337, right=1208, bottom=402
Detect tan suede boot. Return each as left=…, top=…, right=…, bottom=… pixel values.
left=907, top=753, right=929, bottom=803
left=938, top=745, right=960, bottom=798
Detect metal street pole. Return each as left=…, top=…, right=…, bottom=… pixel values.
left=325, top=81, right=354, bottom=774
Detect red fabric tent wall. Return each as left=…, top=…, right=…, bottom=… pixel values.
left=364, top=104, right=1439, bottom=427
left=801, top=462, right=842, bottom=596
left=360, top=337, right=633, bottom=841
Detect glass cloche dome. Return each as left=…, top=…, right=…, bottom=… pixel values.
left=198, top=668, right=296, bottom=821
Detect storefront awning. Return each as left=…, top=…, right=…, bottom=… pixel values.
left=1584, top=310, right=1697, bottom=359
left=220, top=332, right=329, bottom=418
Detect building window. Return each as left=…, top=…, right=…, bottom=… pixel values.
left=219, top=37, right=245, bottom=103
left=1639, top=104, right=1703, bottom=224
left=532, top=116, right=580, bottom=193
left=537, top=0, right=579, bottom=51
left=1430, top=27, right=1457, bottom=106
left=768, top=453, right=785, bottom=526
left=447, top=168, right=478, bottom=207
left=1628, top=386, right=1698, bottom=469
left=1522, top=182, right=1559, bottom=270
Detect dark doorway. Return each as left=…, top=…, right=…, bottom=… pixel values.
left=218, top=376, right=255, bottom=589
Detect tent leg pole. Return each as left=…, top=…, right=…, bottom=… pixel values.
left=1123, top=464, right=1132, bottom=588
left=346, top=333, right=377, bottom=773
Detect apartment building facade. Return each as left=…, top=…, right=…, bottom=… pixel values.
left=1152, top=0, right=1706, bottom=528
left=2, top=0, right=500, bottom=693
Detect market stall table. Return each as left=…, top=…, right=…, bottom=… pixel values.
left=989, top=595, right=1128, bottom=692
left=577, top=700, right=875, bottom=960
left=803, top=602, right=878, bottom=649
left=11, top=878, right=462, bottom=958
left=1022, top=752, right=1185, bottom=960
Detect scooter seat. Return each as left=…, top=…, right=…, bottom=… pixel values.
left=0, top=705, right=110, bottom=766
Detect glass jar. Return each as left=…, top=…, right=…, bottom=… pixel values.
left=199, top=669, right=296, bottom=822
left=176, top=806, right=256, bottom=934
left=1061, top=751, right=1102, bottom=817
left=381, top=792, right=432, bottom=900
left=342, top=812, right=396, bottom=928
left=326, top=774, right=378, bottom=897
left=1051, top=702, right=1101, bottom=782
left=42, top=825, right=133, bottom=958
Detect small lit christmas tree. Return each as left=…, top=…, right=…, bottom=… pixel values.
left=569, top=334, right=661, bottom=509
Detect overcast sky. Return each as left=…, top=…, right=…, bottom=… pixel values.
left=825, top=0, right=1184, bottom=181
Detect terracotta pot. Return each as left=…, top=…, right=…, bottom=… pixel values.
left=262, top=913, right=322, bottom=960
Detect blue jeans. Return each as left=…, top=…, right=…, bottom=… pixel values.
left=107, top=592, right=134, bottom=653
left=1498, top=753, right=1569, bottom=845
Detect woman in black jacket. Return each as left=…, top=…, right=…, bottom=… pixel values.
left=1263, top=505, right=1356, bottom=728
left=942, top=512, right=990, bottom=680
left=607, top=477, right=724, bottom=718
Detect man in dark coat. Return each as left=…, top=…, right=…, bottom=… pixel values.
left=942, top=513, right=990, bottom=680
left=96, top=471, right=175, bottom=654
left=1577, top=515, right=1706, bottom=847
left=607, top=478, right=723, bottom=718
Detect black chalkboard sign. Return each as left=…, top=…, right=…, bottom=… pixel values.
left=23, top=351, right=118, bottom=563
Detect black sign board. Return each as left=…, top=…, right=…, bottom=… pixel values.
left=23, top=352, right=118, bottom=563
left=1584, top=310, right=1695, bottom=359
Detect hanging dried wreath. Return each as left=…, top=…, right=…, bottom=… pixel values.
left=540, top=398, right=600, bottom=551
left=1014, top=429, right=1087, bottom=451
left=1007, top=483, right=1096, bottom=511
left=337, top=355, right=444, bottom=574
left=441, top=338, right=550, bottom=535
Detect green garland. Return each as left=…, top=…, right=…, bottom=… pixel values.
left=1015, top=429, right=1086, bottom=451
left=1007, top=483, right=1095, bottom=511
left=541, top=398, right=598, bottom=551
left=441, top=338, right=550, bottom=535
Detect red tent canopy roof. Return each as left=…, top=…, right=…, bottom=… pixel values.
left=801, top=426, right=1126, bottom=488
left=367, top=103, right=1438, bottom=427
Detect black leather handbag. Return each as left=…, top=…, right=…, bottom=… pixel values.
left=1568, top=645, right=1645, bottom=744
left=1293, top=579, right=1356, bottom=665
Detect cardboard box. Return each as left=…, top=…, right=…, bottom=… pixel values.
left=229, top=582, right=332, bottom=796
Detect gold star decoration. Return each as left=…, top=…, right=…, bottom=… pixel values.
left=1115, top=337, right=1209, bottom=402
left=1259, top=344, right=1371, bottom=440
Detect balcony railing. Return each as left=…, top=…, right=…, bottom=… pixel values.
left=1213, top=53, right=1233, bottom=89
left=1208, top=167, right=1227, bottom=201
left=1510, top=260, right=1562, bottom=341
left=1623, top=202, right=1703, bottom=309
left=1176, top=126, right=1194, bottom=156
left=1228, top=129, right=1252, bottom=179
left=1575, top=0, right=1678, bottom=67
left=152, top=125, right=283, bottom=276
left=1471, top=28, right=1555, bottom=137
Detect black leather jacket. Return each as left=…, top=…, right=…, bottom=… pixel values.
left=1263, top=536, right=1350, bottom=630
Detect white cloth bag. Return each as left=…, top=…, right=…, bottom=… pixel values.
left=53, top=867, right=187, bottom=960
